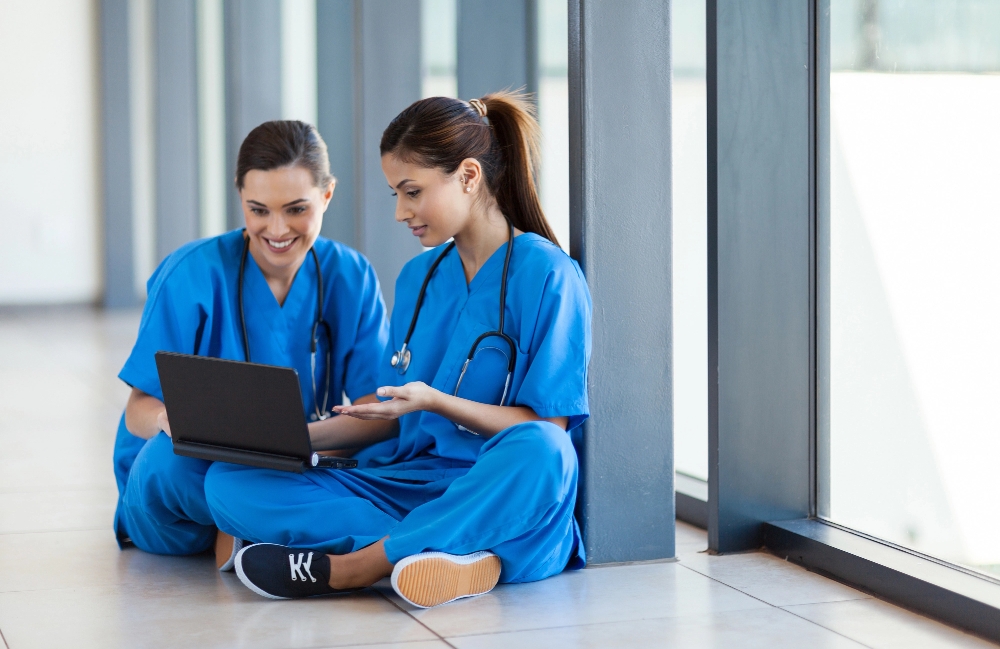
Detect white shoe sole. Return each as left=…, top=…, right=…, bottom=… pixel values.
left=234, top=544, right=288, bottom=600
left=390, top=551, right=501, bottom=608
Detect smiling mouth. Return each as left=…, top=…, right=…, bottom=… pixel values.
left=410, top=225, right=427, bottom=236
left=264, top=237, right=297, bottom=250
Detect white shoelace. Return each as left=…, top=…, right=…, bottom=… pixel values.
left=289, top=552, right=316, bottom=583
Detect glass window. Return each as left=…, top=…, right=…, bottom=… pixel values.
left=421, top=0, right=457, bottom=98
left=538, top=0, right=569, bottom=252
left=672, top=0, right=708, bottom=481
left=822, top=0, right=1000, bottom=577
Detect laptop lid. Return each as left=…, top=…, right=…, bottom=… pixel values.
left=154, top=352, right=313, bottom=462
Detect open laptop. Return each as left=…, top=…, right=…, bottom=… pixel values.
left=154, top=351, right=357, bottom=473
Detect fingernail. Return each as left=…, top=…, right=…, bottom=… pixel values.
left=377, top=388, right=386, bottom=396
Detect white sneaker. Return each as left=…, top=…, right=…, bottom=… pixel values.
left=390, top=551, right=501, bottom=608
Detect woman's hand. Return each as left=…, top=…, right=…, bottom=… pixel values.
left=156, top=409, right=172, bottom=437
left=333, top=382, right=440, bottom=421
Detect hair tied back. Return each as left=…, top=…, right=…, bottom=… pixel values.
left=469, top=98, right=488, bottom=118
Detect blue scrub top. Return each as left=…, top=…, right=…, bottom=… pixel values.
left=362, top=232, right=592, bottom=480
left=113, top=229, right=389, bottom=513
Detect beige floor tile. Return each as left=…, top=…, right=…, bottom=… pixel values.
left=0, top=585, right=436, bottom=649
left=320, top=643, right=451, bottom=649
left=785, top=598, right=998, bottom=648
left=0, top=530, right=227, bottom=594
left=377, top=560, right=768, bottom=637
left=676, top=520, right=708, bottom=555
left=0, top=488, right=117, bottom=534
left=447, top=606, right=867, bottom=649
left=679, top=549, right=870, bottom=606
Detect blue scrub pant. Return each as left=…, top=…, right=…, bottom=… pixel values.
left=204, top=422, right=581, bottom=584
left=118, top=433, right=217, bottom=555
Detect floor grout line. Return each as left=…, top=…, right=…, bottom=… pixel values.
left=374, top=588, right=458, bottom=649
left=675, top=562, right=875, bottom=649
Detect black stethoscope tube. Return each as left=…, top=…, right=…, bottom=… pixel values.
left=237, top=233, right=334, bottom=420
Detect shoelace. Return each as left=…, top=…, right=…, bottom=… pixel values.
left=288, top=551, right=317, bottom=583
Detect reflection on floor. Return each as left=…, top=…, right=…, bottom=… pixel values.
left=0, top=308, right=993, bottom=648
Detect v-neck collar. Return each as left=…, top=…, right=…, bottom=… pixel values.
left=456, top=232, right=528, bottom=295
left=245, top=249, right=310, bottom=311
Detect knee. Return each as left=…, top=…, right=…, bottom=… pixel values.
left=126, top=433, right=178, bottom=501
left=503, top=421, right=578, bottom=486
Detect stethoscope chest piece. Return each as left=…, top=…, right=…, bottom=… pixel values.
left=390, top=343, right=411, bottom=374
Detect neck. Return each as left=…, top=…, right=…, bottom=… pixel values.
left=453, top=203, right=512, bottom=284
left=247, top=239, right=305, bottom=306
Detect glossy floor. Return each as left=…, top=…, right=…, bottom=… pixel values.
left=0, top=308, right=993, bottom=648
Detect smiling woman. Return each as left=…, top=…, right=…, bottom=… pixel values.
left=112, top=120, right=392, bottom=570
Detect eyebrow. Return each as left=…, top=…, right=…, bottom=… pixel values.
left=245, top=198, right=309, bottom=208
left=394, top=179, right=414, bottom=189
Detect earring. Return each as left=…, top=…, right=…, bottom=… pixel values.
left=465, top=186, right=471, bottom=193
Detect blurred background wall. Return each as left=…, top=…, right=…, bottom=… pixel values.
left=0, top=0, right=569, bottom=311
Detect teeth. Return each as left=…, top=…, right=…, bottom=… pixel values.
left=267, top=238, right=293, bottom=249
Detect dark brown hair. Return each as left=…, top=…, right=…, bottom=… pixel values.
left=235, top=120, right=334, bottom=190
left=379, top=90, right=558, bottom=246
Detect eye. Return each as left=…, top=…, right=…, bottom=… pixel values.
left=406, top=190, right=420, bottom=199
left=250, top=207, right=267, bottom=216
left=287, top=206, right=306, bottom=215
left=390, top=192, right=398, bottom=197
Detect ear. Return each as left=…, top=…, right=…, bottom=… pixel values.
left=321, top=178, right=336, bottom=209
left=458, top=158, right=484, bottom=194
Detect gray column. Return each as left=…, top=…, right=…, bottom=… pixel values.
left=456, top=0, right=538, bottom=101
left=707, top=0, right=813, bottom=553
left=100, top=0, right=139, bottom=307
left=568, top=0, right=674, bottom=564
left=355, top=0, right=423, bottom=310
left=316, top=0, right=356, bottom=246
left=155, top=0, right=200, bottom=261
left=224, top=0, right=283, bottom=230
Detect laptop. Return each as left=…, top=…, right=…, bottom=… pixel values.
left=154, top=351, right=357, bottom=473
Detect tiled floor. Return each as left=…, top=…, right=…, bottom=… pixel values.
left=0, top=308, right=994, bottom=648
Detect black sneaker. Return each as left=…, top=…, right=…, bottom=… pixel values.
left=234, top=543, right=354, bottom=599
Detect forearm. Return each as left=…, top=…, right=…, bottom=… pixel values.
left=124, top=388, right=166, bottom=440
left=427, top=392, right=567, bottom=438
left=309, top=394, right=399, bottom=451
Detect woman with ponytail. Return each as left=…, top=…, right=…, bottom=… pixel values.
left=207, top=91, right=592, bottom=608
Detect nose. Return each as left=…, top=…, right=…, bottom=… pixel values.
left=394, top=198, right=410, bottom=224
left=266, top=212, right=291, bottom=237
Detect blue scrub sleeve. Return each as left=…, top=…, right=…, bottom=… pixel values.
left=515, top=264, right=592, bottom=431
left=118, top=258, right=207, bottom=400
left=342, top=263, right=389, bottom=402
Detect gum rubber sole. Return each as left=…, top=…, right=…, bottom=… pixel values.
left=393, top=552, right=501, bottom=608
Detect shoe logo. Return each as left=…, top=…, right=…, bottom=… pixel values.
left=289, top=552, right=317, bottom=583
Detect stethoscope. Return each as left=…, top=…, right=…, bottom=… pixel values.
left=390, top=220, right=516, bottom=408
left=237, top=233, right=334, bottom=421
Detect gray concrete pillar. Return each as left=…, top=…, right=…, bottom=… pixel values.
left=456, top=0, right=538, bottom=101
left=224, top=0, right=283, bottom=230
left=354, top=0, right=423, bottom=310
left=100, top=0, right=139, bottom=307
left=707, top=0, right=813, bottom=553
left=316, top=0, right=356, bottom=246
left=154, top=0, right=201, bottom=261
left=568, top=0, right=675, bottom=563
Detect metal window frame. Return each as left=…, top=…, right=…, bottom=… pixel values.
left=736, top=0, right=1000, bottom=641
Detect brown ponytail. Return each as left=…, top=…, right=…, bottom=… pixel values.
left=379, top=90, right=559, bottom=246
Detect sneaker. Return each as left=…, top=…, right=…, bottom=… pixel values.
left=215, top=530, right=249, bottom=572
left=391, top=551, right=502, bottom=608
left=234, top=543, right=354, bottom=599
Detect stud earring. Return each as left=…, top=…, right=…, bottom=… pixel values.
left=465, top=187, right=471, bottom=193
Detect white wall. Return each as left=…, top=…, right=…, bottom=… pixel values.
left=0, top=0, right=102, bottom=304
